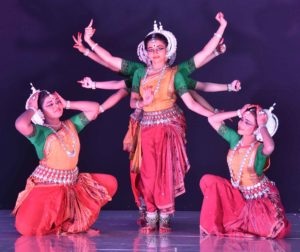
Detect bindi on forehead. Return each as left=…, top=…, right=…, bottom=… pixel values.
left=147, top=40, right=165, bottom=48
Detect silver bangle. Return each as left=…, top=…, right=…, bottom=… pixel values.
left=214, top=33, right=222, bottom=39
left=27, top=107, right=37, bottom=113
left=66, top=100, right=71, bottom=109
left=84, top=49, right=90, bottom=56
left=91, top=81, right=96, bottom=90
left=237, top=109, right=242, bottom=118
left=258, top=124, right=266, bottom=130
left=99, top=104, right=105, bottom=113
left=91, top=43, right=98, bottom=51
left=227, top=83, right=233, bottom=92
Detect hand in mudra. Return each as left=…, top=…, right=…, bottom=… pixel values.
left=230, top=80, right=242, bottom=92
left=72, top=32, right=86, bottom=53
left=84, top=19, right=96, bottom=42
left=143, top=88, right=154, bottom=106
left=215, top=12, right=227, bottom=27
left=77, top=77, right=95, bottom=89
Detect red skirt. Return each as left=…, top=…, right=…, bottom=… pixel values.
left=199, top=174, right=290, bottom=238
left=139, top=106, right=189, bottom=213
left=14, top=173, right=117, bottom=235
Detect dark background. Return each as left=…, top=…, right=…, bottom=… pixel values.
left=1, top=0, right=299, bottom=212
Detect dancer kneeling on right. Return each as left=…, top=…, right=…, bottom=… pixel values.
left=200, top=103, right=290, bottom=238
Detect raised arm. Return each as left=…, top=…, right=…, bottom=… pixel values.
left=196, top=40, right=226, bottom=68
left=83, top=20, right=122, bottom=72
left=193, top=12, right=227, bottom=68
left=208, top=104, right=250, bottom=131
left=256, top=108, right=275, bottom=155
left=15, top=93, right=38, bottom=136
left=55, top=92, right=100, bottom=121
left=72, top=32, right=111, bottom=68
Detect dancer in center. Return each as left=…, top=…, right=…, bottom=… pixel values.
left=129, top=24, right=220, bottom=233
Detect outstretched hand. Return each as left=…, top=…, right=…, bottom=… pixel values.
left=215, top=12, right=227, bottom=27
left=84, top=19, right=96, bottom=42
left=77, top=77, right=95, bottom=89
left=72, top=32, right=86, bottom=53
left=230, top=80, right=242, bottom=92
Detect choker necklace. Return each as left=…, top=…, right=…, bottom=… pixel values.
left=228, top=140, right=256, bottom=188
left=44, top=122, right=76, bottom=158
left=150, top=65, right=165, bottom=72
left=44, top=121, right=62, bottom=128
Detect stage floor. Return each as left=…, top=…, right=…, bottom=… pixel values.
left=1, top=210, right=300, bottom=251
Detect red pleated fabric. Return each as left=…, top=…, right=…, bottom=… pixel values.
left=14, top=173, right=117, bottom=235
left=199, top=174, right=290, bottom=238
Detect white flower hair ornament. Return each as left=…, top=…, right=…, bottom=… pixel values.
left=255, top=103, right=279, bottom=142
left=25, top=83, right=46, bottom=125
left=137, top=21, right=177, bottom=66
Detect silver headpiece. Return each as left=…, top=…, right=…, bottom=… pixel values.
left=255, top=103, right=279, bottom=141
left=25, top=83, right=45, bottom=125
left=137, top=21, right=177, bottom=66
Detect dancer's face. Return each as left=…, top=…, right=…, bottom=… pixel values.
left=41, top=93, right=64, bottom=120
left=238, top=111, right=257, bottom=136
left=146, top=39, right=167, bottom=65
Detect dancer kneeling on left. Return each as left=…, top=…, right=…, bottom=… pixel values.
left=14, top=85, right=117, bottom=236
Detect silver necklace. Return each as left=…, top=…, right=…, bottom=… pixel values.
left=228, top=140, right=256, bottom=188
left=44, top=122, right=76, bottom=158
left=142, top=65, right=167, bottom=96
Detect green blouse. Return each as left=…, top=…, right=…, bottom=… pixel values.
left=131, top=68, right=190, bottom=96
left=26, top=113, right=90, bottom=160
left=218, top=125, right=268, bottom=176
left=120, top=58, right=197, bottom=90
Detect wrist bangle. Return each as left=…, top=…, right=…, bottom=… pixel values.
left=99, top=104, right=105, bottom=113
left=27, top=107, right=37, bottom=113
left=66, top=100, right=71, bottom=109
left=227, top=83, right=233, bottom=92
left=135, top=100, right=140, bottom=109
left=257, top=125, right=267, bottom=135
left=214, top=108, right=219, bottom=114
left=237, top=109, right=242, bottom=118
left=84, top=49, right=90, bottom=56
left=258, top=124, right=266, bottom=130
left=91, top=81, right=96, bottom=90
left=91, top=43, right=98, bottom=51
left=214, top=33, right=222, bottom=39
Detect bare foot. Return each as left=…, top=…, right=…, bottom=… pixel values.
left=139, top=226, right=157, bottom=234
left=159, top=226, right=171, bottom=234
left=87, top=228, right=101, bottom=236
